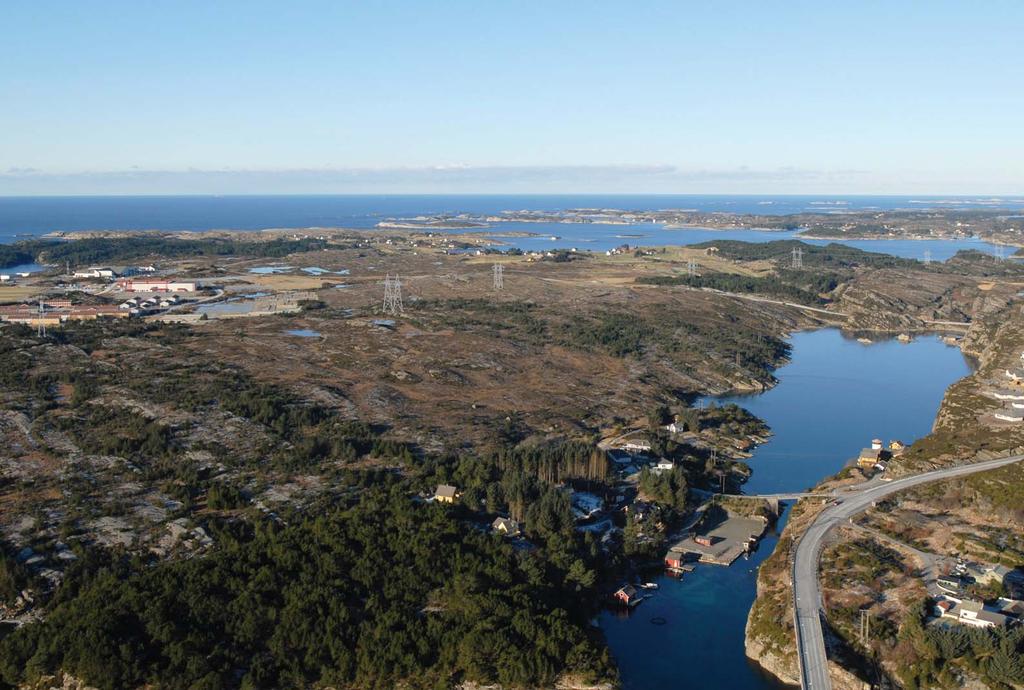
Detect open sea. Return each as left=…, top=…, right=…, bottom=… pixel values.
left=2, top=194, right=1022, bottom=262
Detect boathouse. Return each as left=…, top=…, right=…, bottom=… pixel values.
left=614, top=584, right=640, bottom=606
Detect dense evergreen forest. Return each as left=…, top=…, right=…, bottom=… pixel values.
left=695, top=240, right=920, bottom=269
left=0, top=492, right=613, bottom=690
left=1, top=236, right=332, bottom=267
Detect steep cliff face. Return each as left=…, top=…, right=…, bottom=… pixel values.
left=827, top=662, right=869, bottom=690
left=744, top=616, right=800, bottom=686
left=743, top=502, right=826, bottom=687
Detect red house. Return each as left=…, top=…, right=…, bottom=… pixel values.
left=614, top=584, right=639, bottom=606
left=665, top=551, right=686, bottom=570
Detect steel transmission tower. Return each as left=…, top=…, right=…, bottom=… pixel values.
left=37, top=301, right=46, bottom=338
left=493, top=263, right=504, bottom=290
left=687, top=259, right=699, bottom=277
left=791, top=246, right=803, bottom=269
left=382, top=273, right=404, bottom=315
left=923, top=250, right=932, bottom=265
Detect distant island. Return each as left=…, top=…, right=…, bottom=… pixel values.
left=379, top=207, right=1024, bottom=248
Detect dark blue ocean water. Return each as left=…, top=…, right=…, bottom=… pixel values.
left=710, top=330, right=974, bottom=495
left=602, top=330, right=972, bottom=690
left=0, top=194, right=1021, bottom=260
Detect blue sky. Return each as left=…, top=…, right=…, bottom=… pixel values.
left=1, top=1, right=1022, bottom=194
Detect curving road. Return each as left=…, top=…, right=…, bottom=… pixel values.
left=791, top=454, right=1024, bottom=690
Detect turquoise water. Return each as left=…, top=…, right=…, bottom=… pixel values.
left=285, top=329, right=321, bottom=338
left=602, top=329, right=974, bottom=688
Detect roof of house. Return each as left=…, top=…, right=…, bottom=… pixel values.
left=998, top=600, right=1024, bottom=616
left=859, top=448, right=881, bottom=459
left=960, top=599, right=984, bottom=613
left=616, top=584, right=637, bottom=598
left=435, top=484, right=458, bottom=498
left=976, top=610, right=1009, bottom=626
left=492, top=517, right=518, bottom=530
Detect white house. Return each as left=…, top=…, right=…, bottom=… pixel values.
left=118, top=279, right=198, bottom=293
left=957, top=600, right=1009, bottom=628
left=73, top=267, right=116, bottom=279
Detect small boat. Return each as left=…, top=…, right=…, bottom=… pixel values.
left=857, top=337, right=872, bottom=344
left=639, top=582, right=659, bottom=590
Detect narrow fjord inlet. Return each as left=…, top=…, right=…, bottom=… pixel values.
left=600, top=331, right=973, bottom=689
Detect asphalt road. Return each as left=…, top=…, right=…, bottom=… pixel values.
left=791, top=454, right=1024, bottom=690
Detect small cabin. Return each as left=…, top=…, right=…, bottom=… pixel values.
left=614, top=584, right=639, bottom=606
left=434, top=484, right=459, bottom=504
left=858, top=448, right=882, bottom=468
left=491, top=516, right=521, bottom=537
left=665, top=551, right=686, bottom=570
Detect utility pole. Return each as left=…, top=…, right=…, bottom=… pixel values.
left=493, top=263, right=504, bottom=290
left=791, top=246, right=803, bottom=269
left=382, top=273, right=404, bottom=316
left=859, top=608, right=870, bottom=645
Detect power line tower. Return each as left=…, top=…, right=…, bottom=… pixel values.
left=493, top=263, right=504, bottom=290
left=687, top=258, right=699, bottom=277
left=791, top=246, right=803, bottom=269
left=995, top=245, right=1005, bottom=261
left=923, top=250, right=932, bottom=265
left=36, top=300, right=46, bottom=338
left=382, top=273, right=404, bottom=316
left=859, top=608, right=870, bottom=645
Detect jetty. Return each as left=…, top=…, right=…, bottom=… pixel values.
left=666, top=512, right=767, bottom=566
